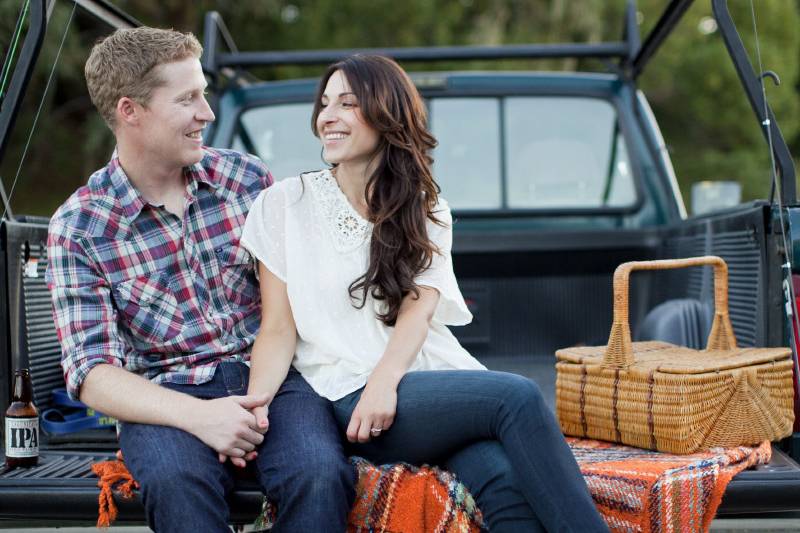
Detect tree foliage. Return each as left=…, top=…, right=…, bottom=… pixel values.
left=636, top=0, right=799, bottom=203
left=1, top=0, right=798, bottom=215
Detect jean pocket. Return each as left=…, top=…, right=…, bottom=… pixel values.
left=216, top=243, right=258, bottom=308
left=215, top=361, right=247, bottom=395
left=114, top=271, right=184, bottom=344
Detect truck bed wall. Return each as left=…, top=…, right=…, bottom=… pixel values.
left=450, top=203, right=777, bottom=365
left=0, top=203, right=780, bottom=433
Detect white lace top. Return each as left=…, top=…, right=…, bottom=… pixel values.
left=240, top=169, right=486, bottom=400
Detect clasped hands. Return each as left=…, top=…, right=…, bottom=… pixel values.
left=193, top=377, right=399, bottom=468
left=192, top=393, right=271, bottom=468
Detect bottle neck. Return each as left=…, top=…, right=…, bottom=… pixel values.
left=12, top=370, right=33, bottom=403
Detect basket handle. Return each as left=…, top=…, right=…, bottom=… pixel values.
left=603, top=256, right=737, bottom=369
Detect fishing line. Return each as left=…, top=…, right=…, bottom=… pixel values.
left=1, top=0, right=77, bottom=221
left=0, top=0, right=30, bottom=104
left=748, top=0, right=800, bottom=394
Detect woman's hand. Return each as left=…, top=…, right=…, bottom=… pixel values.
left=346, top=376, right=398, bottom=443
left=346, top=287, right=439, bottom=444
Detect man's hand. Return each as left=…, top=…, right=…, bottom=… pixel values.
left=78, top=366, right=272, bottom=468
left=217, top=403, right=270, bottom=467
left=186, top=393, right=270, bottom=468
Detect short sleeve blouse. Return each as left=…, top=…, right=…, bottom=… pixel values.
left=241, top=169, right=485, bottom=401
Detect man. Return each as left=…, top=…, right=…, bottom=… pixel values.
left=46, top=27, right=355, bottom=532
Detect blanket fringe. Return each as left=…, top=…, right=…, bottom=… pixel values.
left=90, top=458, right=138, bottom=528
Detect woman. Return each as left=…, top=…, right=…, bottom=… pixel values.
left=240, top=54, right=607, bottom=532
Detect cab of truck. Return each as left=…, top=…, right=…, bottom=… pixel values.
left=200, top=0, right=800, bottom=418
left=0, top=0, right=798, bottom=525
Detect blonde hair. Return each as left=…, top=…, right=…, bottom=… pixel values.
left=85, top=27, right=202, bottom=129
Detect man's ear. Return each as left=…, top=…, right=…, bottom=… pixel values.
left=116, top=97, right=140, bottom=127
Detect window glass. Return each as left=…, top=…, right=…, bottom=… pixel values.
left=235, top=103, right=321, bottom=181
left=431, top=98, right=501, bottom=209
left=233, top=96, right=636, bottom=211
left=504, top=97, right=636, bottom=208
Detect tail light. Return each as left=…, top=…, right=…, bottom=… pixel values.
left=791, top=275, right=800, bottom=431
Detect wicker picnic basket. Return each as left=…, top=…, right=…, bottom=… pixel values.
left=555, top=256, right=795, bottom=454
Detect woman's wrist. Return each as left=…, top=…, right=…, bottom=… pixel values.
left=368, top=365, right=405, bottom=389
left=247, top=382, right=275, bottom=405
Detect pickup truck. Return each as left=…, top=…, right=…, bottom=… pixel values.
left=1, top=0, right=799, bottom=527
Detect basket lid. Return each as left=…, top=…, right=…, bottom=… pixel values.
left=556, top=341, right=792, bottom=374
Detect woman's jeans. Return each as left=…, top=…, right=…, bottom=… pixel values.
left=333, top=370, right=608, bottom=533
left=119, top=363, right=356, bottom=533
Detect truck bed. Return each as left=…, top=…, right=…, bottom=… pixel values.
left=2, top=209, right=800, bottom=524
left=1, top=355, right=798, bottom=524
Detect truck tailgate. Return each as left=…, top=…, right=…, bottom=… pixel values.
left=717, top=449, right=800, bottom=515
left=0, top=450, right=263, bottom=524
left=1, top=447, right=799, bottom=523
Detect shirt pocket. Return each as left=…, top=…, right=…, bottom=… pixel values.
left=113, top=272, right=184, bottom=344
left=215, top=243, right=259, bottom=308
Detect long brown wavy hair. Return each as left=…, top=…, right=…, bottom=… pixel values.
left=311, top=55, right=442, bottom=326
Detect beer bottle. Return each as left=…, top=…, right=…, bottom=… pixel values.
left=4, top=369, right=39, bottom=468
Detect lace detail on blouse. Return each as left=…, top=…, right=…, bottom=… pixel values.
left=308, top=169, right=371, bottom=252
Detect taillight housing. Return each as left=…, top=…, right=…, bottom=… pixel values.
left=791, top=275, right=800, bottom=432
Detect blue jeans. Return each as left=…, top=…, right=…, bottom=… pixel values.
left=333, top=370, right=608, bottom=533
left=119, top=363, right=356, bottom=533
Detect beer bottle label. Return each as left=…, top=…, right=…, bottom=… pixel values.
left=5, top=417, right=39, bottom=458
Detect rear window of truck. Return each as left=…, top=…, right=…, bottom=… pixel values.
left=232, top=96, right=637, bottom=211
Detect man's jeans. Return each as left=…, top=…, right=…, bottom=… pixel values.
left=119, top=363, right=356, bottom=533
left=333, top=370, right=608, bottom=533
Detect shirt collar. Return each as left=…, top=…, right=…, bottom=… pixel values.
left=107, top=156, right=148, bottom=224
left=107, top=150, right=222, bottom=224
left=185, top=156, right=222, bottom=194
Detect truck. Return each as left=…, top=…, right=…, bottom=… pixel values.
left=0, top=0, right=799, bottom=527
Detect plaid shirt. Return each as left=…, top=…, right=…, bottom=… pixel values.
left=46, top=148, right=272, bottom=399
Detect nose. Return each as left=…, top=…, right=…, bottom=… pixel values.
left=197, top=94, right=216, bottom=123
left=318, top=104, right=338, bottom=126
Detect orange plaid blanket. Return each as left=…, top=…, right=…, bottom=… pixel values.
left=92, top=439, right=771, bottom=532
left=570, top=438, right=772, bottom=533
left=90, top=453, right=483, bottom=532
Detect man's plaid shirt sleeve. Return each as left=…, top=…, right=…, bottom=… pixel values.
left=46, top=221, right=127, bottom=400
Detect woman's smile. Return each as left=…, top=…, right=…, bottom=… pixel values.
left=316, top=70, right=380, bottom=168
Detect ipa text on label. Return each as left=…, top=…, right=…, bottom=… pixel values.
left=5, top=417, right=39, bottom=458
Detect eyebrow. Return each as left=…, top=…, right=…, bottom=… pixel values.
left=321, top=91, right=356, bottom=99
left=175, top=84, right=208, bottom=101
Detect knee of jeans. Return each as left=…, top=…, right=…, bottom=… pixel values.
left=137, top=460, right=221, bottom=502
left=501, top=373, right=545, bottom=411
left=266, top=453, right=356, bottom=502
